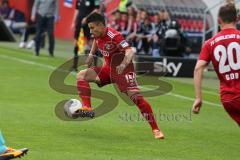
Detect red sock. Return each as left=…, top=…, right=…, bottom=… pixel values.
left=131, top=93, right=159, bottom=131
left=77, top=79, right=91, bottom=108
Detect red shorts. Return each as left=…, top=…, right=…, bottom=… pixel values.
left=91, top=65, right=139, bottom=93
left=222, top=97, right=240, bottom=126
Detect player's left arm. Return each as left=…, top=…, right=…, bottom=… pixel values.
left=116, top=47, right=136, bottom=74
left=192, top=60, right=208, bottom=114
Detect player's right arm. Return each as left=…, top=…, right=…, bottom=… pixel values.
left=85, top=39, right=98, bottom=67
left=116, top=47, right=136, bottom=74
left=192, top=60, right=208, bottom=114
left=192, top=41, right=211, bottom=114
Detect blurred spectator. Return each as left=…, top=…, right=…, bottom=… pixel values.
left=151, top=13, right=163, bottom=57
left=19, top=22, right=46, bottom=49
left=135, top=8, right=142, bottom=23
left=108, top=3, right=194, bottom=57
left=19, top=1, right=45, bottom=49
left=108, top=5, right=138, bottom=50
left=0, top=0, right=26, bottom=34
left=162, top=10, right=171, bottom=26
left=125, top=5, right=137, bottom=41
left=0, top=0, right=11, bottom=19
left=31, top=0, right=59, bottom=56
left=119, top=12, right=128, bottom=37
left=108, top=10, right=121, bottom=31
left=158, top=10, right=169, bottom=34
left=71, top=0, right=100, bottom=71
left=150, top=11, right=171, bottom=57
left=136, top=10, right=155, bottom=55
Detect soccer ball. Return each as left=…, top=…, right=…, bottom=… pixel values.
left=64, top=99, right=82, bottom=119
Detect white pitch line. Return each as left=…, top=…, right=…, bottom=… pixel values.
left=0, top=54, right=56, bottom=70
left=167, top=93, right=222, bottom=107
left=0, top=54, right=222, bottom=107
left=164, top=78, right=219, bottom=96
left=0, top=54, right=76, bottom=75
left=202, top=90, right=219, bottom=96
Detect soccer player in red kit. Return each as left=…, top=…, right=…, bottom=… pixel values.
left=76, top=12, right=164, bottom=139
left=192, top=3, right=240, bottom=126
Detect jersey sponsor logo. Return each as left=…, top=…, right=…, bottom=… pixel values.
left=210, top=34, right=239, bottom=46
left=154, top=58, right=182, bottom=76
left=99, top=49, right=110, bottom=57
left=120, top=40, right=129, bottom=48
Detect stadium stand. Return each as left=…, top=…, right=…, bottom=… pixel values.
left=134, top=0, right=210, bottom=32
left=124, top=0, right=212, bottom=55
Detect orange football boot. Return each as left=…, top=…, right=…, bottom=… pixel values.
left=0, top=147, right=28, bottom=159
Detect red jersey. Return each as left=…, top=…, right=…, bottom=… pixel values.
left=95, top=27, right=133, bottom=71
left=199, top=28, right=240, bottom=101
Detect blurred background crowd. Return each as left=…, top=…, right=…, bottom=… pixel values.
left=0, top=0, right=239, bottom=59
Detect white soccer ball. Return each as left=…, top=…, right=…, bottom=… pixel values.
left=64, top=99, right=82, bottom=119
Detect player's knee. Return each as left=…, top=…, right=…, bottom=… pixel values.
left=129, top=92, right=144, bottom=105
left=76, top=70, right=87, bottom=80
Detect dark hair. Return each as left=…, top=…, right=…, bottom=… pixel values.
left=86, top=12, right=105, bottom=26
left=218, top=3, right=237, bottom=23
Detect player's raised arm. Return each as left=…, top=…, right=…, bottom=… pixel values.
left=192, top=60, right=208, bottom=114
left=85, top=39, right=98, bottom=67
left=116, top=47, right=136, bottom=74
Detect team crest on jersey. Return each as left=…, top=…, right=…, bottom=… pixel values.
left=120, top=40, right=129, bottom=48
left=104, top=42, right=117, bottom=52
